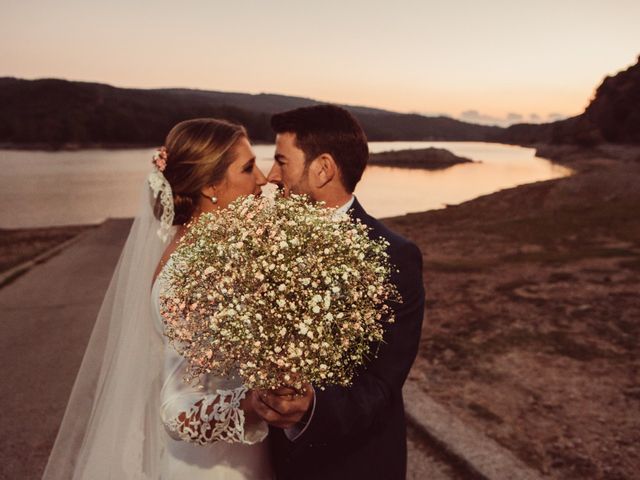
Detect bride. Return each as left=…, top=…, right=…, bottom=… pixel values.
left=42, top=118, right=273, bottom=479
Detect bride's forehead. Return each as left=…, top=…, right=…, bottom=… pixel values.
left=230, top=138, right=254, bottom=160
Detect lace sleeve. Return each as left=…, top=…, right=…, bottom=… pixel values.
left=159, top=345, right=268, bottom=446
left=154, top=271, right=268, bottom=446
left=163, top=386, right=252, bottom=445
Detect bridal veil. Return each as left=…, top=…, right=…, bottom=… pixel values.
left=42, top=179, right=175, bottom=479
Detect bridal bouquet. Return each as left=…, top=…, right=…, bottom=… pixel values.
left=159, top=193, right=400, bottom=390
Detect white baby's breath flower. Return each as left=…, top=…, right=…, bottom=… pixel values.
left=159, top=191, right=400, bottom=391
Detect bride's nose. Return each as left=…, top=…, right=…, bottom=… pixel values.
left=255, top=167, right=268, bottom=186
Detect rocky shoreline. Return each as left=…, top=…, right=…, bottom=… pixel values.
left=384, top=143, right=640, bottom=479
left=0, top=225, right=96, bottom=275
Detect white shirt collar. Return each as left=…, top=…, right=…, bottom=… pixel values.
left=335, top=195, right=355, bottom=214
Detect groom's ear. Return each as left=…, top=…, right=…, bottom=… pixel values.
left=310, top=153, right=337, bottom=189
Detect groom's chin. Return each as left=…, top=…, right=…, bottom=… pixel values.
left=277, top=184, right=292, bottom=198
left=288, top=186, right=313, bottom=200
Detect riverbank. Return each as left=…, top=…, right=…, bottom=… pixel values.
left=0, top=225, right=96, bottom=275
left=3, top=144, right=638, bottom=478
left=384, top=144, right=640, bottom=479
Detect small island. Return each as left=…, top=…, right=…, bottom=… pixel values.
left=368, top=147, right=475, bottom=170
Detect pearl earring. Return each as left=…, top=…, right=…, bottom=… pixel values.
left=210, top=196, right=218, bottom=204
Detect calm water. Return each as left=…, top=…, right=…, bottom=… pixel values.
left=0, top=142, right=571, bottom=229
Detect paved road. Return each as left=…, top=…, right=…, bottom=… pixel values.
left=0, top=219, right=461, bottom=480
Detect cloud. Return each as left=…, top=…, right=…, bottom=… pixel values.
left=458, top=110, right=528, bottom=127
left=506, top=112, right=523, bottom=122
left=459, top=110, right=505, bottom=126
left=429, top=110, right=569, bottom=127
left=547, top=112, right=567, bottom=122
left=415, top=110, right=450, bottom=117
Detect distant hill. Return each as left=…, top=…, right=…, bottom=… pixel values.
left=497, top=56, right=640, bottom=146
left=0, top=78, right=500, bottom=149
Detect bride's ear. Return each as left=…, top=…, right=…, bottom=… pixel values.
left=310, top=154, right=337, bottom=188
left=200, top=184, right=219, bottom=203
left=201, top=185, right=216, bottom=197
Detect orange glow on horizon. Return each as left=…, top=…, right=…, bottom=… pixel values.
left=1, top=0, right=638, bottom=124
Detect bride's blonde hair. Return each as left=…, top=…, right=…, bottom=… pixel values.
left=155, top=118, right=247, bottom=225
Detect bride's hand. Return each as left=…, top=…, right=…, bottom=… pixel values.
left=240, top=390, right=264, bottom=425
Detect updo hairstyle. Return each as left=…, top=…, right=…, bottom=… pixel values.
left=154, top=118, right=247, bottom=225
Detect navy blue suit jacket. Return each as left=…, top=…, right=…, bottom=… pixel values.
left=270, top=197, right=425, bottom=480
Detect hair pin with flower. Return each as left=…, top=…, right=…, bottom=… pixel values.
left=148, top=146, right=174, bottom=242
left=152, top=146, right=168, bottom=172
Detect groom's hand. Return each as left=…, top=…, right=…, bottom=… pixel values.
left=252, top=384, right=314, bottom=429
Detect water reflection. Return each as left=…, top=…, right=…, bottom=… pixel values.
left=0, top=142, right=571, bottom=228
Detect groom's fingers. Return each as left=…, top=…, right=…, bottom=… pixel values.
left=260, top=386, right=314, bottom=419
left=252, top=395, right=299, bottom=428
left=258, top=391, right=288, bottom=416
left=270, top=386, right=298, bottom=396
left=254, top=390, right=293, bottom=418
left=261, top=392, right=294, bottom=414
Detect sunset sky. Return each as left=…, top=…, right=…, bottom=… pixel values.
left=2, top=0, right=639, bottom=125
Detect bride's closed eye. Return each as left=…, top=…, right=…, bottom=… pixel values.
left=243, top=158, right=256, bottom=173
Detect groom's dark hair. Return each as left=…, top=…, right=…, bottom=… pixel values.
left=270, top=104, right=369, bottom=193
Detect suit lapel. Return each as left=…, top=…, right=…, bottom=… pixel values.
left=347, top=197, right=372, bottom=225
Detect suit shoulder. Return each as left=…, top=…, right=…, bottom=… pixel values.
left=364, top=216, right=419, bottom=251
left=365, top=218, right=422, bottom=263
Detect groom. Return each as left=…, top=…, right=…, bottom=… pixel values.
left=252, top=104, right=425, bottom=480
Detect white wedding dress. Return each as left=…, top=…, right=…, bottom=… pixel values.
left=42, top=177, right=274, bottom=479
left=151, top=266, right=273, bottom=480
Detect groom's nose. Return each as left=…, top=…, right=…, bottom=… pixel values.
left=266, top=163, right=282, bottom=186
